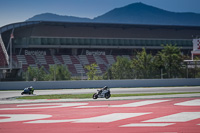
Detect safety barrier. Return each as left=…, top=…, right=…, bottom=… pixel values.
left=0, top=78, right=200, bottom=90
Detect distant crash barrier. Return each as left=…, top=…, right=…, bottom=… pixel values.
left=0, top=78, right=200, bottom=90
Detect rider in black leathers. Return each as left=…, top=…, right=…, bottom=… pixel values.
left=98, top=86, right=108, bottom=94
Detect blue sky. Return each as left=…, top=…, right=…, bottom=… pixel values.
left=0, top=0, right=200, bottom=27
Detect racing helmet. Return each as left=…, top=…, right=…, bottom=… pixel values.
left=103, top=86, right=108, bottom=89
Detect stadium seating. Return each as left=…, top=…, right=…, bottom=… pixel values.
left=61, top=55, right=72, bottom=64
left=87, top=55, right=96, bottom=64
left=26, top=55, right=36, bottom=65
left=0, top=35, right=9, bottom=67
left=11, top=54, right=133, bottom=76
left=99, top=55, right=109, bottom=64
left=78, top=55, right=89, bottom=65
left=69, top=56, right=79, bottom=64
left=16, top=55, right=27, bottom=64
left=35, top=55, right=47, bottom=64
left=74, top=64, right=85, bottom=74
left=54, top=55, right=64, bottom=64
left=67, top=64, right=77, bottom=74
left=45, top=56, right=55, bottom=70
left=0, top=47, right=8, bottom=67
left=98, top=64, right=107, bottom=73
left=106, top=55, right=115, bottom=65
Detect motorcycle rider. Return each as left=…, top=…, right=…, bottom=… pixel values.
left=28, top=86, right=34, bottom=94
left=98, top=86, right=108, bottom=94
left=103, top=86, right=108, bottom=90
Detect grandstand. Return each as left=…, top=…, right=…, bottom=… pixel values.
left=1, top=21, right=200, bottom=80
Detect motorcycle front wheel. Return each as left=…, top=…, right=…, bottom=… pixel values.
left=93, top=93, right=98, bottom=99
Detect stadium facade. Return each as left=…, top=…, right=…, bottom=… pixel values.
left=0, top=21, right=200, bottom=80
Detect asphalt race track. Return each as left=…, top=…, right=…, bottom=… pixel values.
left=1, top=86, right=200, bottom=99
left=0, top=98, right=200, bottom=133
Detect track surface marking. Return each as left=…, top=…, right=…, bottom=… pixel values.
left=0, top=98, right=200, bottom=133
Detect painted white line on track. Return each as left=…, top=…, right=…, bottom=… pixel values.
left=144, top=112, right=200, bottom=122
left=0, top=114, right=52, bottom=123
left=174, top=99, right=200, bottom=106
left=26, top=119, right=75, bottom=124
left=73, top=113, right=151, bottom=123
left=75, top=105, right=108, bottom=108
left=17, top=103, right=62, bottom=107
left=0, top=103, right=88, bottom=110
left=120, top=123, right=175, bottom=127
left=111, top=100, right=170, bottom=107
left=76, top=100, right=170, bottom=108
left=26, top=113, right=151, bottom=124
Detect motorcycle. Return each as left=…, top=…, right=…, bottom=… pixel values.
left=21, top=86, right=34, bottom=95
left=93, top=86, right=111, bottom=99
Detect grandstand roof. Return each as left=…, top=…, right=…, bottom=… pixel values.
left=1, top=21, right=200, bottom=50
left=1, top=21, right=200, bottom=35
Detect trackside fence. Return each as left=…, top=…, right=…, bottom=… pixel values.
left=0, top=79, right=200, bottom=90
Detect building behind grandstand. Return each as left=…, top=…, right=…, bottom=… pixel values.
left=0, top=21, right=200, bottom=80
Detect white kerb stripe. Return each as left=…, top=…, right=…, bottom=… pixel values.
left=0, top=103, right=88, bottom=110
left=76, top=100, right=170, bottom=108
left=175, top=99, right=200, bottom=106
left=26, top=119, right=75, bottom=124
left=144, top=112, right=200, bottom=122
left=120, top=123, right=175, bottom=127
left=26, top=113, right=151, bottom=124
left=111, top=100, right=170, bottom=107
left=0, top=114, right=52, bottom=123
left=73, top=113, right=151, bottom=123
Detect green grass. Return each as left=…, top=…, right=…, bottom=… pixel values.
left=16, top=92, right=200, bottom=100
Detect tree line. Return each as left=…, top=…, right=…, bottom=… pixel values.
left=24, top=45, right=200, bottom=81
left=25, top=64, right=71, bottom=81
left=104, top=44, right=183, bottom=79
